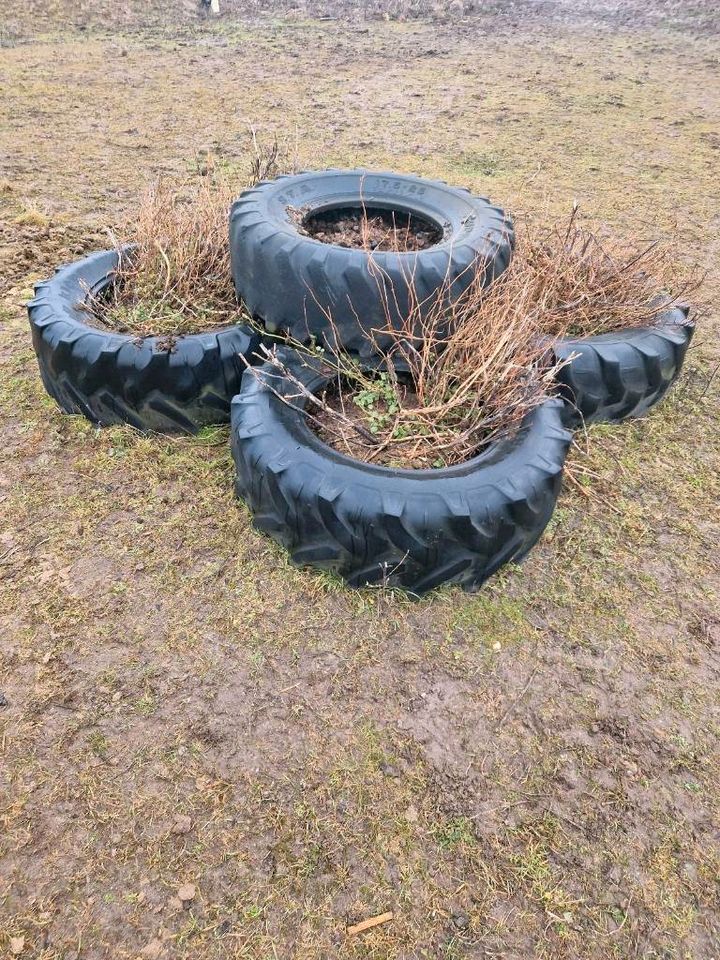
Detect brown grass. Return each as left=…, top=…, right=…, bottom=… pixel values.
left=88, top=133, right=294, bottom=338
left=517, top=206, right=700, bottom=338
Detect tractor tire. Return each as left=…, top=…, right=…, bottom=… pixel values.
left=553, top=305, right=694, bottom=425
left=229, top=169, right=513, bottom=355
left=27, top=249, right=262, bottom=433
left=231, top=350, right=571, bottom=596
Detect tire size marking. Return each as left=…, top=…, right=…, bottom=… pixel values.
left=276, top=183, right=313, bottom=205
left=366, top=178, right=427, bottom=197
left=277, top=179, right=427, bottom=205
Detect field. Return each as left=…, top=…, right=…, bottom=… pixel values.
left=1, top=1, right=719, bottom=957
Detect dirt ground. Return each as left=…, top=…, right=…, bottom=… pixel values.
left=1, top=1, right=720, bottom=958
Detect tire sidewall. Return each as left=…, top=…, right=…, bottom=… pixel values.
left=242, top=169, right=511, bottom=263
left=28, top=249, right=261, bottom=431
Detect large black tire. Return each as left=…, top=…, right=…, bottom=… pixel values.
left=27, top=249, right=262, bottom=433
left=229, top=169, right=514, bottom=355
left=554, top=306, right=694, bottom=426
left=231, top=351, right=571, bottom=595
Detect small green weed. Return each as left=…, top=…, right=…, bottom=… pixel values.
left=434, top=817, right=475, bottom=849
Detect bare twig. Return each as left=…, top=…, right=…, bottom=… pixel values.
left=347, top=912, right=394, bottom=936
left=495, top=667, right=539, bottom=729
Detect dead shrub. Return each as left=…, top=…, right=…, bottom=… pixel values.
left=246, top=246, right=564, bottom=468
left=87, top=131, right=295, bottom=337
left=518, top=206, right=700, bottom=339
left=245, top=208, right=699, bottom=469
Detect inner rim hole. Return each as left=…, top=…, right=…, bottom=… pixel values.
left=301, top=205, right=444, bottom=251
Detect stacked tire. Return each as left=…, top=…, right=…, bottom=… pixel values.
left=228, top=169, right=514, bottom=354
left=27, top=170, right=694, bottom=595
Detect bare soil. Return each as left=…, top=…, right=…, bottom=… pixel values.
left=302, top=206, right=443, bottom=250
left=1, top=2, right=719, bottom=959
left=311, top=379, right=453, bottom=467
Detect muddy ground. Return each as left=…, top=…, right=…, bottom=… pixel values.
left=1, top=1, right=719, bottom=958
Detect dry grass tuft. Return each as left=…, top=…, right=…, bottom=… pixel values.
left=518, top=206, right=700, bottom=339
left=88, top=132, right=295, bottom=338
left=89, top=175, right=240, bottom=338
left=15, top=200, right=51, bottom=229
